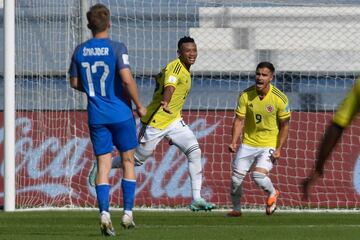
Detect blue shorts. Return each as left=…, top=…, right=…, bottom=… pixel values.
left=89, top=118, right=138, bottom=156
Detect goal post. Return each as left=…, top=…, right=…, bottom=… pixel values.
left=1, top=0, right=360, bottom=211
left=3, top=0, right=16, bottom=212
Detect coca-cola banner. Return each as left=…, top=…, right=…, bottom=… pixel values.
left=0, top=111, right=359, bottom=208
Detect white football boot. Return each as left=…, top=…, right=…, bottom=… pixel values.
left=100, top=211, right=116, bottom=236
left=121, top=213, right=136, bottom=229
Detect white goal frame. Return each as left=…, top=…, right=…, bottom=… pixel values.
left=3, top=0, right=15, bottom=212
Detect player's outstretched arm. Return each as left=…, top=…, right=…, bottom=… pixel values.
left=302, top=122, right=344, bottom=200
left=315, top=123, right=344, bottom=175
left=120, top=68, right=147, bottom=117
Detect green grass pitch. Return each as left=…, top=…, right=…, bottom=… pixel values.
left=0, top=210, right=360, bottom=240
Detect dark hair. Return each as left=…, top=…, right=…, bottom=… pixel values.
left=256, top=61, right=275, bottom=74
left=178, top=36, right=195, bottom=50
left=87, top=4, right=110, bottom=34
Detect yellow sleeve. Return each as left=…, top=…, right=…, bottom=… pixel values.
left=164, top=62, right=182, bottom=88
left=235, top=92, right=247, bottom=118
left=333, top=78, right=360, bottom=128
left=277, top=95, right=291, bottom=120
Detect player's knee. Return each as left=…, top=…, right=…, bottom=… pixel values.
left=185, top=144, right=201, bottom=162
left=231, top=170, right=246, bottom=195
left=134, top=145, right=153, bottom=166
left=232, top=169, right=246, bottom=186
left=252, top=171, right=267, bottom=185
left=186, top=145, right=202, bottom=176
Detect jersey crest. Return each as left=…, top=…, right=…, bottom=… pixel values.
left=266, top=104, right=274, bottom=113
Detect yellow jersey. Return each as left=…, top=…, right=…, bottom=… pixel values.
left=141, top=58, right=192, bottom=129
left=236, top=84, right=291, bottom=148
left=333, top=78, right=360, bottom=128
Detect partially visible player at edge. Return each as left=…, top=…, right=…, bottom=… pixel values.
left=89, top=36, right=215, bottom=211
left=228, top=62, right=291, bottom=217
left=302, top=78, right=360, bottom=200
left=68, top=4, right=146, bottom=236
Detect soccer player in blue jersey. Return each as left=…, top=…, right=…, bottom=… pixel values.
left=68, top=4, right=146, bottom=236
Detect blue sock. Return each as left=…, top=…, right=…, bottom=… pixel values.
left=95, top=184, right=110, bottom=213
left=122, top=179, right=136, bottom=211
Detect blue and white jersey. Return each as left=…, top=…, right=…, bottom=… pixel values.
left=68, top=38, right=133, bottom=124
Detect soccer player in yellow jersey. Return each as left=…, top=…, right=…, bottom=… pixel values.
left=302, top=78, right=360, bottom=199
left=140, top=46, right=192, bottom=129
left=135, top=36, right=214, bottom=211
left=227, top=62, right=291, bottom=217
left=89, top=36, right=215, bottom=211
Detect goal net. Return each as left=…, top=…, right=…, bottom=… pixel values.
left=1, top=0, right=360, bottom=210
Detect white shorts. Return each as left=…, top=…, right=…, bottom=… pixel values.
left=232, top=144, right=275, bottom=173
left=138, top=118, right=199, bottom=154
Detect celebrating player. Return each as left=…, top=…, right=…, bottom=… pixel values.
left=89, top=36, right=215, bottom=211
left=227, top=62, right=291, bottom=217
left=68, top=4, right=146, bottom=236
left=302, top=78, right=360, bottom=200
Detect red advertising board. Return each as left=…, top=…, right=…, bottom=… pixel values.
left=0, top=111, right=359, bottom=209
